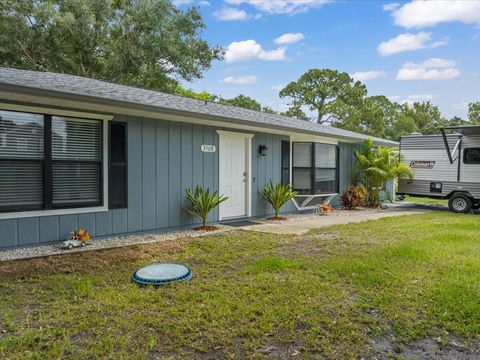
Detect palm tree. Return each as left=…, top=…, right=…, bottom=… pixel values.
left=354, top=139, right=412, bottom=206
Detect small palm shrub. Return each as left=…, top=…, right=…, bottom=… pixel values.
left=184, top=186, right=228, bottom=229
left=340, top=185, right=367, bottom=209
left=261, top=181, right=298, bottom=219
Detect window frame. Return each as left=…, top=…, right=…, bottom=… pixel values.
left=0, top=104, right=111, bottom=220
left=108, top=121, right=128, bottom=209
left=292, top=141, right=339, bottom=195
left=280, top=140, right=290, bottom=185
left=463, top=147, right=480, bottom=165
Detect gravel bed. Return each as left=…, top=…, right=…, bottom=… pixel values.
left=0, top=225, right=232, bottom=262
left=260, top=207, right=386, bottom=224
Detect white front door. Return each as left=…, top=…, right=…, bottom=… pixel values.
left=218, top=132, right=250, bottom=219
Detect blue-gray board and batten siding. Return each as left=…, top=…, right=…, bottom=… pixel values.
left=0, top=114, right=357, bottom=249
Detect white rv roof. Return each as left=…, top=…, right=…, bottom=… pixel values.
left=442, top=125, right=480, bottom=136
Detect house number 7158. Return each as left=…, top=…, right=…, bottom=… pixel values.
left=201, top=145, right=216, bottom=153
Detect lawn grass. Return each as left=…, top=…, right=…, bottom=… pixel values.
left=1, top=212, right=480, bottom=358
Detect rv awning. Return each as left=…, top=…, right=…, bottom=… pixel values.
left=442, top=125, right=480, bottom=136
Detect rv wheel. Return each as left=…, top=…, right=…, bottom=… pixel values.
left=448, top=194, right=472, bottom=213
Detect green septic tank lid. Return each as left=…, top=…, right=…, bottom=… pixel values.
left=132, top=263, right=192, bottom=287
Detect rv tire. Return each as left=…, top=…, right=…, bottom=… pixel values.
left=448, top=193, right=472, bottom=213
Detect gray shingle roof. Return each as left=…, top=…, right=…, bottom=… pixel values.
left=0, top=67, right=397, bottom=145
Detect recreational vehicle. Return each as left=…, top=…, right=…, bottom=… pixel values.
left=398, top=125, right=480, bottom=213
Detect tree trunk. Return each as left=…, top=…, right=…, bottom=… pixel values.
left=317, top=112, right=324, bottom=124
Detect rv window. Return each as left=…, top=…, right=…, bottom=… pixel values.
left=463, top=148, right=480, bottom=164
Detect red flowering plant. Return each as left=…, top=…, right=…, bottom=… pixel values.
left=340, top=185, right=368, bottom=210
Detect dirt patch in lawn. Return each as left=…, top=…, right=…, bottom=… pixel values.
left=276, top=228, right=379, bottom=259
left=0, top=237, right=192, bottom=280
left=369, top=336, right=480, bottom=359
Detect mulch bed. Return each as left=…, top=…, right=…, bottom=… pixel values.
left=192, top=225, right=218, bottom=231
left=266, top=216, right=287, bottom=221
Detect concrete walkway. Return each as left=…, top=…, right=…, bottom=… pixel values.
left=236, top=207, right=428, bottom=235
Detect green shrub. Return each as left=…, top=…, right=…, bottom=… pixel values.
left=354, top=139, right=412, bottom=206
left=261, top=180, right=298, bottom=219
left=184, top=186, right=228, bottom=227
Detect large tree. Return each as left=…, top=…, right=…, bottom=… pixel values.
left=279, top=69, right=367, bottom=125
left=332, top=95, right=400, bottom=138
left=281, top=106, right=309, bottom=120
left=0, top=0, right=223, bottom=93
left=175, top=85, right=217, bottom=101
left=383, top=101, right=447, bottom=141
left=468, top=102, right=480, bottom=123
left=219, top=94, right=262, bottom=111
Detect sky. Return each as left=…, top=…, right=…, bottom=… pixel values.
left=175, top=0, right=480, bottom=119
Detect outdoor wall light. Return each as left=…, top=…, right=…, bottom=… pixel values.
left=258, top=144, right=268, bottom=156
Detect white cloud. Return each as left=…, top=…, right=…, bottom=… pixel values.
left=388, top=94, right=435, bottom=105
left=274, top=32, right=305, bottom=45
left=225, top=0, right=331, bottom=15
left=405, top=94, right=434, bottom=103
left=378, top=32, right=447, bottom=56
left=213, top=8, right=249, bottom=21
left=270, top=84, right=284, bottom=91
left=221, top=75, right=258, bottom=84
left=396, top=58, right=460, bottom=80
left=224, top=40, right=287, bottom=62
left=198, top=0, right=210, bottom=6
left=383, top=3, right=400, bottom=11
left=391, top=0, right=480, bottom=28
left=387, top=95, right=401, bottom=102
left=450, top=101, right=469, bottom=110
left=172, top=0, right=192, bottom=5
left=350, top=70, right=387, bottom=81
left=421, top=58, right=457, bottom=68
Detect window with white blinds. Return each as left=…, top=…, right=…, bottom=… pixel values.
left=0, top=110, right=103, bottom=213
left=52, top=116, right=102, bottom=207
left=0, top=110, right=44, bottom=211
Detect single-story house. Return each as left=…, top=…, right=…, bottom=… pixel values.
left=0, top=67, right=396, bottom=250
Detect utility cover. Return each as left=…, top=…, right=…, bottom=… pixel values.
left=132, top=263, right=192, bottom=287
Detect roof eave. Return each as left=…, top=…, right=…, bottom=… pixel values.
left=0, top=83, right=397, bottom=146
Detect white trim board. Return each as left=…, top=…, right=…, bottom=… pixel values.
left=0, top=102, right=113, bottom=120
left=216, top=130, right=254, bottom=221
left=0, top=104, right=110, bottom=220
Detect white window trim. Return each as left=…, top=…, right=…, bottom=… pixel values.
left=216, top=130, right=254, bottom=221
left=0, top=134, right=6, bottom=148
left=0, top=103, right=112, bottom=120
left=0, top=104, right=112, bottom=220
